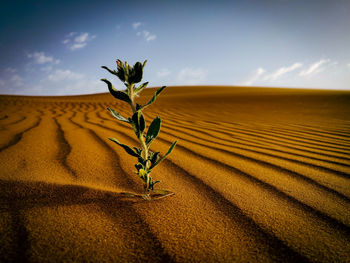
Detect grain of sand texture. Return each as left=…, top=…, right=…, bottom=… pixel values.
left=1, top=86, right=350, bottom=262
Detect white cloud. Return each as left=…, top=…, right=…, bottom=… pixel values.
left=14, top=78, right=102, bottom=96
left=10, top=74, right=24, bottom=87
left=243, top=67, right=265, bottom=85
left=25, top=52, right=60, bottom=74
left=177, top=68, right=207, bottom=85
left=0, top=68, right=24, bottom=94
left=74, top=32, right=89, bottom=43
left=71, top=43, right=87, bottom=50
left=347, top=63, right=350, bottom=68
left=63, top=32, right=96, bottom=51
left=136, top=30, right=157, bottom=42
left=243, top=63, right=302, bottom=86
left=157, top=68, right=171, bottom=78
left=132, top=22, right=142, bottom=29
left=27, top=68, right=101, bottom=95
left=47, top=69, right=84, bottom=82
left=299, top=59, right=330, bottom=76
left=41, top=78, right=102, bottom=95
left=264, top=62, right=302, bottom=81
left=146, top=35, right=156, bottom=42
left=132, top=22, right=156, bottom=42
left=58, top=79, right=102, bottom=95
left=27, top=52, right=60, bottom=65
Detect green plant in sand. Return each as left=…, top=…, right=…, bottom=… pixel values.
left=101, top=59, right=177, bottom=200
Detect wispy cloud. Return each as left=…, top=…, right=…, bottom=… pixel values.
left=136, top=30, right=156, bottom=42
left=0, top=68, right=24, bottom=94
left=46, top=75, right=101, bottom=95
left=177, top=68, right=207, bottom=85
left=264, top=62, right=302, bottom=81
left=132, top=22, right=156, bottom=42
left=25, top=52, right=60, bottom=74
left=132, top=22, right=142, bottom=29
left=299, top=59, right=330, bottom=76
left=243, top=67, right=265, bottom=85
left=157, top=68, right=171, bottom=78
left=47, top=69, right=84, bottom=82
left=59, top=79, right=101, bottom=95
left=27, top=52, right=60, bottom=65
left=31, top=77, right=101, bottom=96
left=63, top=32, right=96, bottom=51
left=243, top=62, right=302, bottom=86
left=242, top=59, right=344, bottom=88
left=38, top=68, right=101, bottom=95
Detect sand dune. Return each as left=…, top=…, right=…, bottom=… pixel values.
left=1, top=86, right=350, bottom=262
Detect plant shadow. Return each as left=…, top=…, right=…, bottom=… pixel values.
left=0, top=179, right=148, bottom=213
left=0, top=179, right=174, bottom=262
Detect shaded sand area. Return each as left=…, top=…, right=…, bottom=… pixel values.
left=1, top=86, right=350, bottom=262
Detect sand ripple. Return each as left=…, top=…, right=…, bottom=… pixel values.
left=1, top=86, right=350, bottom=262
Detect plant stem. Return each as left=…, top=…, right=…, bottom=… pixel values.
left=140, top=135, right=148, bottom=159
left=129, top=84, right=137, bottom=113
left=129, top=84, right=148, bottom=161
left=128, top=82, right=150, bottom=193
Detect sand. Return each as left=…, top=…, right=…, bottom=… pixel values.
left=0, top=86, right=350, bottom=262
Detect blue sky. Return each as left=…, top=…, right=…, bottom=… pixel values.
left=1, top=0, right=350, bottom=95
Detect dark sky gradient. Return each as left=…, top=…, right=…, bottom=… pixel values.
left=1, top=0, right=349, bottom=95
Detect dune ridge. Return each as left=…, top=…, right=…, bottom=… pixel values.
left=1, top=86, right=350, bottom=262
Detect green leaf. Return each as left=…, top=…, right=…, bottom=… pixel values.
left=146, top=116, right=161, bottom=145
left=131, top=112, right=138, bottom=126
left=108, top=138, right=139, bottom=157
left=131, top=111, right=145, bottom=136
left=140, top=117, right=146, bottom=133
left=133, top=147, right=142, bottom=155
left=142, top=60, right=147, bottom=68
left=139, top=113, right=145, bottom=133
left=135, top=163, right=144, bottom=171
left=138, top=156, right=146, bottom=166
left=124, top=61, right=130, bottom=75
left=134, top=82, right=148, bottom=95
left=151, top=140, right=177, bottom=169
left=116, top=59, right=123, bottom=67
left=128, top=62, right=143, bottom=84
left=116, top=60, right=126, bottom=82
left=136, top=103, right=142, bottom=111
left=138, top=168, right=148, bottom=180
left=101, top=79, right=131, bottom=103
left=150, top=151, right=160, bottom=166
left=117, top=69, right=126, bottom=82
left=150, top=180, right=160, bottom=190
left=133, top=62, right=143, bottom=83
left=141, top=86, right=166, bottom=110
left=107, top=107, right=130, bottom=123
left=101, top=66, right=118, bottom=76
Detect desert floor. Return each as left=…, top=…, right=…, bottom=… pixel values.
left=1, top=86, right=350, bottom=262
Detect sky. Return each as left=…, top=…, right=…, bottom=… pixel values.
left=0, top=0, right=350, bottom=95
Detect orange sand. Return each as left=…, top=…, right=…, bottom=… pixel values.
left=0, top=86, right=350, bottom=262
